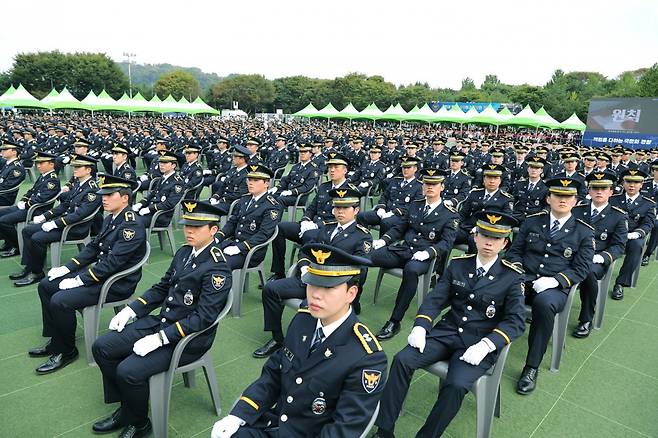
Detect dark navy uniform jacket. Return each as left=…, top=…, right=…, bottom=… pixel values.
left=43, top=178, right=101, bottom=229
left=213, top=166, right=249, bottom=202
left=349, top=159, right=386, bottom=190
left=301, top=180, right=350, bottom=225
left=512, top=178, right=548, bottom=218
left=180, top=160, right=203, bottom=189
left=207, top=149, right=233, bottom=177
left=267, top=147, right=290, bottom=171
left=458, top=188, right=514, bottom=231
left=231, top=310, right=387, bottom=437
left=506, top=212, right=594, bottom=291
left=610, top=193, right=656, bottom=239
left=64, top=208, right=146, bottom=288
left=572, top=202, right=628, bottom=265
left=381, top=200, right=459, bottom=259
left=442, top=170, right=472, bottom=206
left=114, top=162, right=137, bottom=181
left=128, top=244, right=232, bottom=353
left=0, top=159, right=26, bottom=204
left=278, top=161, right=319, bottom=196
left=142, top=173, right=185, bottom=220
left=414, top=255, right=526, bottom=353
left=300, top=221, right=373, bottom=263
left=376, top=177, right=423, bottom=217
left=19, top=170, right=60, bottom=208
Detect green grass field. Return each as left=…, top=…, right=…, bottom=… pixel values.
left=1, top=172, right=657, bottom=438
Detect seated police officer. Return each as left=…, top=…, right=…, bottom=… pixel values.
left=0, top=140, right=26, bottom=206
left=136, top=138, right=168, bottom=192
left=442, top=150, right=471, bottom=208
left=210, top=145, right=250, bottom=215
left=203, top=136, right=233, bottom=186
left=571, top=170, right=628, bottom=338
left=11, top=155, right=101, bottom=287
left=253, top=187, right=373, bottom=358
left=91, top=200, right=232, bottom=438
left=372, top=211, right=526, bottom=438
left=641, top=160, right=658, bottom=264
left=180, top=144, right=204, bottom=191
left=349, top=145, right=386, bottom=196
left=111, top=144, right=137, bottom=181
left=506, top=177, right=594, bottom=394
left=0, top=151, right=61, bottom=257
left=370, top=168, right=459, bottom=340
left=211, top=243, right=387, bottom=438
left=512, top=156, right=549, bottom=222
left=30, top=174, right=146, bottom=374
left=610, top=168, right=656, bottom=300
left=268, top=143, right=319, bottom=207
left=214, top=164, right=283, bottom=270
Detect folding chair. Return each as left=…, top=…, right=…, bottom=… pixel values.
left=593, top=260, right=617, bottom=330
left=0, top=186, right=21, bottom=209
left=173, top=180, right=204, bottom=229
left=49, top=205, right=101, bottom=267
left=373, top=257, right=438, bottom=307
left=147, top=207, right=178, bottom=255
left=286, top=186, right=315, bottom=223
left=219, top=199, right=240, bottom=229
left=17, top=194, right=59, bottom=255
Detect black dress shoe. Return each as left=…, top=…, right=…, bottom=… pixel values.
left=0, top=247, right=18, bottom=258
left=14, top=271, right=45, bottom=287
left=9, top=268, right=29, bottom=280
left=253, top=339, right=283, bottom=358
left=375, top=321, right=400, bottom=341
left=28, top=340, right=55, bottom=357
left=611, top=284, right=624, bottom=300
left=118, top=420, right=151, bottom=438
left=517, top=365, right=538, bottom=395
left=35, top=348, right=79, bottom=375
left=92, top=408, right=123, bottom=433
left=572, top=321, right=592, bottom=338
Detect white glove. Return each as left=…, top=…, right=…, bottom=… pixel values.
left=17, top=201, right=26, bottom=210
left=132, top=333, right=163, bottom=356
left=61, top=186, right=70, bottom=192
left=460, top=339, right=494, bottom=366
left=220, top=176, right=226, bottom=182
left=224, top=245, right=240, bottom=256
left=33, top=214, right=46, bottom=224
left=109, top=306, right=137, bottom=332
left=443, top=200, right=453, bottom=208
left=59, top=276, right=84, bottom=290
left=627, top=232, right=641, bottom=240
left=268, top=187, right=278, bottom=194
left=372, top=239, right=386, bottom=250
left=139, top=207, right=150, bottom=216
left=62, top=156, right=71, bottom=164
left=412, top=250, right=430, bottom=261
left=139, top=174, right=149, bottom=182
left=407, top=326, right=427, bottom=353
left=280, top=190, right=292, bottom=196
left=211, top=415, right=244, bottom=438
left=132, top=203, right=143, bottom=212
left=593, top=254, right=605, bottom=264
left=203, top=169, right=212, bottom=175
left=48, top=266, right=70, bottom=281
left=209, top=197, right=220, bottom=205
left=382, top=211, right=395, bottom=219
left=470, top=226, right=477, bottom=234
left=386, top=173, right=394, bottom=178
left=532, top=276, right=559, bottom=293
left=376, top=208, right=386, bottom=219
left=41, top=221, right=57, bottom=232
left=359, top=182, right=369, bottom=188
left=299, top=220, right=317, bottom=236
left=300, top=265, right=309, bottom=276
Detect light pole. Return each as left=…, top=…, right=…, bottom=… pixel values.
left=123, top=52, right=136, bottom=98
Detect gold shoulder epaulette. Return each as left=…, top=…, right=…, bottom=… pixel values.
left=323, top=220, right=337, bottom=225
left=502, top=259, right=524, bottom=274
left=210, top=246, right=226, bottom=263
left=576, top=218, right=595, bottom=230
left=527, top=211, right=548, bottom=218
left=356, top=224, right=371, bottom=234
left=501, top=191, right=513, bottom=198
left=444, top=204, right=457, bottom=213
left=124, top=210, right=137, bottom=222
left=611, top=206, right=627, bottom=214
left=642, top=196, right=656, bottom=204
left=452, top=253, right=476, bottom=260
left=267, top=195, right=279, bottom=205
left=353, top=322, right=382, bottom=354
left=573, top=202, right=586, bottom=208
left=297, top=307, right=311, bottom=314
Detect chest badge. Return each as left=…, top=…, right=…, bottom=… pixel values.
left=428, top=231, right=435, bottom=240
left=250, top=220, right=257, bottom=231
left=324, top=348, right=333, bottom=358
left=312, top=397, right=327, bottom=415
left=183, top=291, right=194, bottom=306
left=486, top=303, right=496, bottom=318
left=564, top=247, right=573, bottom=258
left=600, top=232, right=607, bottom=240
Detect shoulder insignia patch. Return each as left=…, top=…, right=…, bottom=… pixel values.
left=211, top=274, right=226, bottom=290
left=502, top=259, right=524, bottom=274
left=527, top=211, right=548, bottom=218
left=451, top=253, right=476, bottom=260
left=576, top=218, right=595, bottom=230
left=363, top=241, right=372, bottom=253
left=611, top=206, right=627, bottom=214
left=124, top=173, right=132, bottom=180
left=174, top=185, right=182, bottom=193
left=353, top=322, right=382, bottom=354
left=356, top=224, right=371, bottom=234
left=13, top=170, right=21, bottom=177
left=122, top=229, right=136, bottom=241
left=87, top=193, right=97, bottom=202
left=642, top=196, right=656, bottom=204
left=267, top=195, right=279, bottom=205
left=361, top=369, right=383, bottom=394
left=195, top=170, right=202, bottom=176
left=124, top=210, right=136, bottom=222
left=50, top=173, right=58, bottom=179
left=270, top=210, right=279, bottom=220
left=47, top=182, right=56, bottom=190
left=210, top=246, right=226, bottom=263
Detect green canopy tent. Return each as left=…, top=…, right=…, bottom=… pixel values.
left=380, top=103, right=408, bottom=121
left=535, top=107, right=561, bottom=129
left=189, top=96, right=220, bottom=115
left=440, top=104, right=468, bottom=124
left=293, top=102, right=318, bottom=118
left=0, top=84, right=48, bottom=109
left=41, top=87, right=89, bottom=111
left=160, top=95, right=183, bottom=113
left=128, top=92, right=157, bottom=113
left=404, top=103, right=437, bottom=123
left=313, top=103, right=339, bottom=119
left=334, top=103, right=361, bottom=120
left=559, top=113, right=586, bottom=131
left=358, top=103, right=384, bottom=121
left=84, top=90, right=120, bottom=111
left=502, top=104, right=543, bottom=127
left=0, top=85, right=16, bottom=101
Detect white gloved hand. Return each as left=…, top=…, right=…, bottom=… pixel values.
left=443, top=200, right=453, bottom=208
left=139, top=207, right=150, bottom=216
left=300, top=265, right=309, bottom=276
left=132, top=333, right=163, bottom=356
left=48, top=266, right=70, bottom=281
left=532, top=276, right=559, bottom=293
left=139, top=174, right=149, bottom=182
left=593, top=254, right=605, bottom=264
left=382, top=211, right=395, bottom=219
left=59, top=276, right=84, bottom=290
left=407, top=326, right=427, bottom=353
left=61, top=186, right=70, bottom=192
left=470, top=226, right=477, bottom=234
left=109, top=306, right=137, bottom=332
left=211, top=415, right=244, bottom=438
left=386, top=173, right=394, bottom=179
left=412, top=250, right=430, bottom=261
left=268, top=187, right=278, bottom=194
left=223, top=245, right=240, bottom=256
left=203, top=169, right=212, bottom=175
left=376, top=208, right=386, bottom=219
left=33, top=214, right=46, bottom=224
left=132, top=203, right=143, bottom=212
left=17, top=201, right=26, bottom=210
left=627, top=232, right=641, bottom=240
left=209, top=198, right=219, bottom=205
left=62, top=156, right=71, bottom=164
left=299, top=220, right=317, bottom=236
left=372, top=239, right=386, bottom=250
left=280, top=190, right=292, bottom=196
left=41, top=221, right=57, bottom=232
left=460, top=339, right=494, bottom=366
left=359, top=182, right=369, bottom=188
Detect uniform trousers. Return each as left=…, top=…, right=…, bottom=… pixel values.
left=21, top=223, right=88, bottom=274
left=524, top=285, right=568, bottom=368
left=615, top=238, right=645, bottom=287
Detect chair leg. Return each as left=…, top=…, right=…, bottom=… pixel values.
left=82, top=307, right=98, bottom=366
left=593, top=280, right=606, bottom=330
left=231, top=272, right=243, bottom=318
left=167, top=227, right=176, bottom=255
left=149, top=372, right=171, bottom=438
left=474, top=378, right=496, bottom=438
left=373, top=269, right=385, bottom=304
left=182, top=370, right=196, bottom=388
left=550, top=313, right=567, bottom=373
left=157, top=231, right=165, bottom=251
left=202, top=360, right=222, bottom=416
left=494, top=385, right=501, bottom=418
left=51, top=242, right=61, bottom=268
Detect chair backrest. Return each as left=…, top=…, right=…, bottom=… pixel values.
left=96, top=241, right=152, bottom=308
left=26, top=193, right=59, bottom=221
left=148, top=200, right=180, bottom=230
left=60, top=204, right=103, bottom=241
left=240, top=225, right=279, bottom=271
left=0, top=185, right=21, bottom=196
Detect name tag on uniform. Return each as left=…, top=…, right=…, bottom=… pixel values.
left=283, top=347, right=294, bottom=362
left=452, top=280, right=466, bottom=287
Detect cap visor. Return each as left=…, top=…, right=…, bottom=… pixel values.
left=301, top=272, right=350, bottom=288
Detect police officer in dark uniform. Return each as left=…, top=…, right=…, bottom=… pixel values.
left=344, top=137, right=367, bottom=175
left=30, top=174, right=146, bottom=374
left=269, top=144, right=319, bottom=207
left=473, top=148, right=511, bottom=191
left=610, top=169, right=656, bottom=300
left=111, top=144, right=137, bottom=181
left=214, top=164, right=282, bottom=270
left=180, top=144, right=204, bottom=191
left=372, top=211, right=526, bottom=438
left=266, top=136, right=290, bottom=173
left=454, top=164, right=514, bottom=253
left=350, top=145, right=386, bottom=195
left=0, top=140, right=26, bottom=205
left=442, top=151, right=471, bottom=208
left=572, top=171, right=628, bottom=338
left=11, top=155, right=102, bottom=287
left=211, top=243, right=386, bottom=438
left=136, top=139, right=168, bottom=192
left=0, top=151, right=61, bottom=257
left=203, top=137, right=233, bottom=186
left=357, top=156, right=422, bottom=236
left=512, top=156, right=549, bottom=221
left=134, top=150, right=185, bottom=228
left=382, top=138, right=403, bottom=177
left=370, top=168, right=459, bottom=340
left=210, top=145, right=250, bottom=215
left=553, top=151, right=587, bottom=200
left=91, top=200, right=232, bottom=438
left=311, top=141, right=326, bottom=174
left=254, top=187, right=373, bottom=358
left=641, top=160, right=658, bottom=264
left=424, top=139, right=450, bottom=171
left=506, top=177, right=594, bottom=394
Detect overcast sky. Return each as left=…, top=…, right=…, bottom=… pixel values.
left=2, top=0, right=657, bottom=89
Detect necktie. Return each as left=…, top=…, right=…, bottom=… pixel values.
left=423, top=205, right=431, bottom=217
left=184, top=252, right=196, bottom=269
left=528, top=182, right=535, bottom=192
left=309, top=327, right=325, bottom=354
left=331, top=226, right=343, bottom=241
left=591, top=208, right=600, bottom=220
left=550, top=219, right=560, bottom=238
left=483, top=193, right=491, bottom=203
left=246, top=198, right=254, bottom=210
left=476, top=266, right=486, bottom=279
